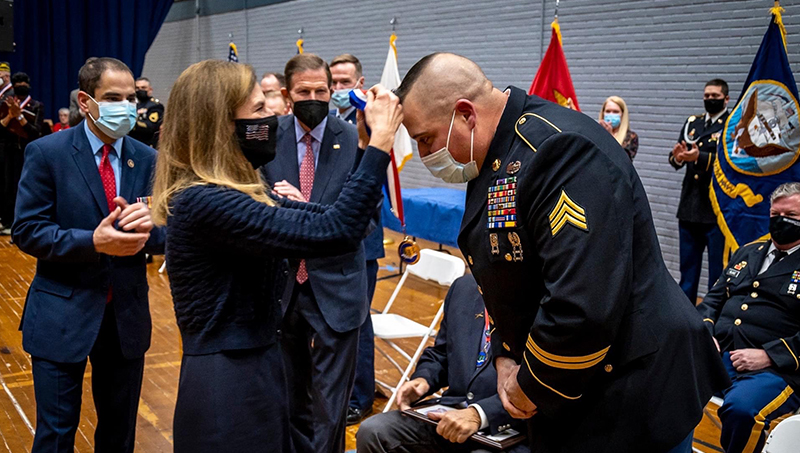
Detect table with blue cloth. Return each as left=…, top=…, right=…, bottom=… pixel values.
left=381, top=188, right=466, bottom=248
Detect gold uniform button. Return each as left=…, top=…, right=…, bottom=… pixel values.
left=477, top=285, right=483, bottom=295
left=503, top=342, right=511, bottom=351
left=492, top=159, right=502, bottom=172
left=751, top=292, right=758, bottom=298
left=698, top=141, right=704, bottom=147
left=505, top=253, right=513, bottom=261
left=753, top=281, right=760, bottom=288
left=604, top=364, right=613, bottom=373
left=694, top=174, right=699, bottom=180
left=741, top=304, right=748, bottom=311
left=727, top=277, right=731, bottom=282
left=468, top=255, right=474, bottom=265
left=734, top=318, right=742, bottom=326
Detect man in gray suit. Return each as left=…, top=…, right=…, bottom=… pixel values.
left=263, top=53, right=372, bottom=453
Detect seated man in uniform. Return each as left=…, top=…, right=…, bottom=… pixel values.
left=698, top=182, right=800, bottom=453
left=356, top=274, right=529, bottom=453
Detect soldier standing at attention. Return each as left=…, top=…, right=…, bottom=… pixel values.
left=396, top=52, right=730, bottom=453
left=669, top=79, right=730, bottom=304
left=129, top=77, right=164, bottom=148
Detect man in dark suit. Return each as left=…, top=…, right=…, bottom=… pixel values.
left=329, top=53, right=386, bottom=425
left=396, top=53, right=730, bottom=453
left=0, top=72, right=45, bottom=234
left=697, top=182, right=800, bottom=453
left=263, top=53, right=369, bottom=453
left=357, top=275, right=529, bottom=453
left=669, top=79, right=730, bottom=303
left=11, top=57, right=165, bottom=453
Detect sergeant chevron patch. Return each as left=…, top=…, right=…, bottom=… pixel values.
left=548, top=189, right=588, bottom=236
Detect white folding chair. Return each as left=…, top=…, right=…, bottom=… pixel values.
left=763, top=414, right=800, bottom=452
left=372, top=249, right=466, bottom=413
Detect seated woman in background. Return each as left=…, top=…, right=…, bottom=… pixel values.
left=150, top=60, right=402, bottom=453
left=598, top=95, right=638, bottom=161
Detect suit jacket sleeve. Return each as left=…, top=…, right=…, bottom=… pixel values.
left=410, top=283, right=451, bottom=393
left=473, top=394, right=520, bottom=435
left=516, top=132, right=633, bottom=418
left=11, top=141, right=100, bottom=262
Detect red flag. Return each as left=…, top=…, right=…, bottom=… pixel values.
left=529, top=19, right=580, bottom=111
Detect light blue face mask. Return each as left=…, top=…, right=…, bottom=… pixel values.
left=604, top=113, right=621, bottom=128
left=331, top=89, right=353, bottom=110
left=88, top=95, right=137, bottom=139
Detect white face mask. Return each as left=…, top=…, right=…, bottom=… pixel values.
left=421, top=110, right=479, bottom=183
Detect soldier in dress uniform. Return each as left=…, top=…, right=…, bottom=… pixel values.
left=128, top=77, right=164, bottom=148
left=697, top=183, right=800, bottom=453
left=669, top=79, right=730, bottom=303
left=396, top=52, right=730, bottom=453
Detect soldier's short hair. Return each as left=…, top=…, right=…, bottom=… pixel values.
left=284, top=54, right=330, bottom=90
left=771, top=182, right=800, bottom=204
left=330, top=54, right=362, bottom=78
left=79, top=57, right=133, bottom=97
left=705, top=79, right=729, bottom=97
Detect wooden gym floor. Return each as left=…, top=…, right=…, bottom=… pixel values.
left=0, top=231, right=726, bottom=452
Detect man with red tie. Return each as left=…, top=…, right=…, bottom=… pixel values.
left=263, top=53, right=373, bottom=453
left=11, top=57, right=165, bottom=453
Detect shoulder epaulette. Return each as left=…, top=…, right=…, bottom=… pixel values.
left=515, top=112, right=561, bottom=153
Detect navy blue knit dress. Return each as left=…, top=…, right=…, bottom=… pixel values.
left=167, top=147, right=389, bottom=453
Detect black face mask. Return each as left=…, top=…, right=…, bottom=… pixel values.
left=292, top=99, right=329, bottom=130
left=769, top=215, right=800, bottom=246
left=235, top=115, right=279, bottom=169
left=704, top=98, right=725, bottom=116
left=135, top=90, right=149, bottom=103
left=13, top=85, right=29, bottom=98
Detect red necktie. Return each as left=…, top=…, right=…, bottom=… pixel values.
left=99, top=144, right=116, bottom=302
left=296, top=134, right=315, bottom=284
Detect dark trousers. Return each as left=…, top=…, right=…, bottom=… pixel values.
left=350, top=259, right=379, bottom=412
left=356, top=410, right=530, bottom=453
left=1, top=143, right=23, bottom=226
left=678, top=220, right=724, bottom=303
left=173, top=344, right=292, bottom=453
left=282, top=282, right=360, bottom=453
left=718, top=352, right=800, bottom=453
left=30, top=305, right=144, bottom=453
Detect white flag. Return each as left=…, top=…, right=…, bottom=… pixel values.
left=379, top=34, right=413, bottom=171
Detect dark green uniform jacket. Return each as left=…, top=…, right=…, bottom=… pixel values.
left=458, top=87, right=730, bottom=452
left=698, top=240, right=800, bottom=391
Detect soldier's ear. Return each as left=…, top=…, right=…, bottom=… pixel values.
left=454, top=99, right=476, bottom=130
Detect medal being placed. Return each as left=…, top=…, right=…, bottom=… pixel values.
left=398, top=236, right=420, bottom=265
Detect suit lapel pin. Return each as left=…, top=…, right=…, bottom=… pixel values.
left=127, top=159, right=134, bottom=168
left=333, top=144, right=341, bottom=150
left=475, top=312, right=484, bottom=319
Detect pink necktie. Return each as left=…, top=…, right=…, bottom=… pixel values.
left=296, top=134, right=315, bottom=284
left=99, top=144, right=116, bottom=302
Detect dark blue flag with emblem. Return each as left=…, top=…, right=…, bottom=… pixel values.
left=228, top=42, right=239, bottom=62
left=711, top=2, right=799, bottom=263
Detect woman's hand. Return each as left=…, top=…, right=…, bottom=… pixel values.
left=364, top=85, right=403, bottom=153
left=599, top=119, right=613, bottom=134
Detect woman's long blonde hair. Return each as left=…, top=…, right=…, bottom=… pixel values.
left=152, top=60, right=274, bottom=226
left=598, top=96, right=630, bottom=145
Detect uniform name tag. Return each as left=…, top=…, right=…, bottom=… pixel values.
left=726, top=269, right=740, bottom=278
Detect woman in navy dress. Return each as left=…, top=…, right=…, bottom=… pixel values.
left=150, top=60, right=402, bottom=453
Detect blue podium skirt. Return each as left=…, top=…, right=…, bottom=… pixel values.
left=173, top=343, right=292, bottom=453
